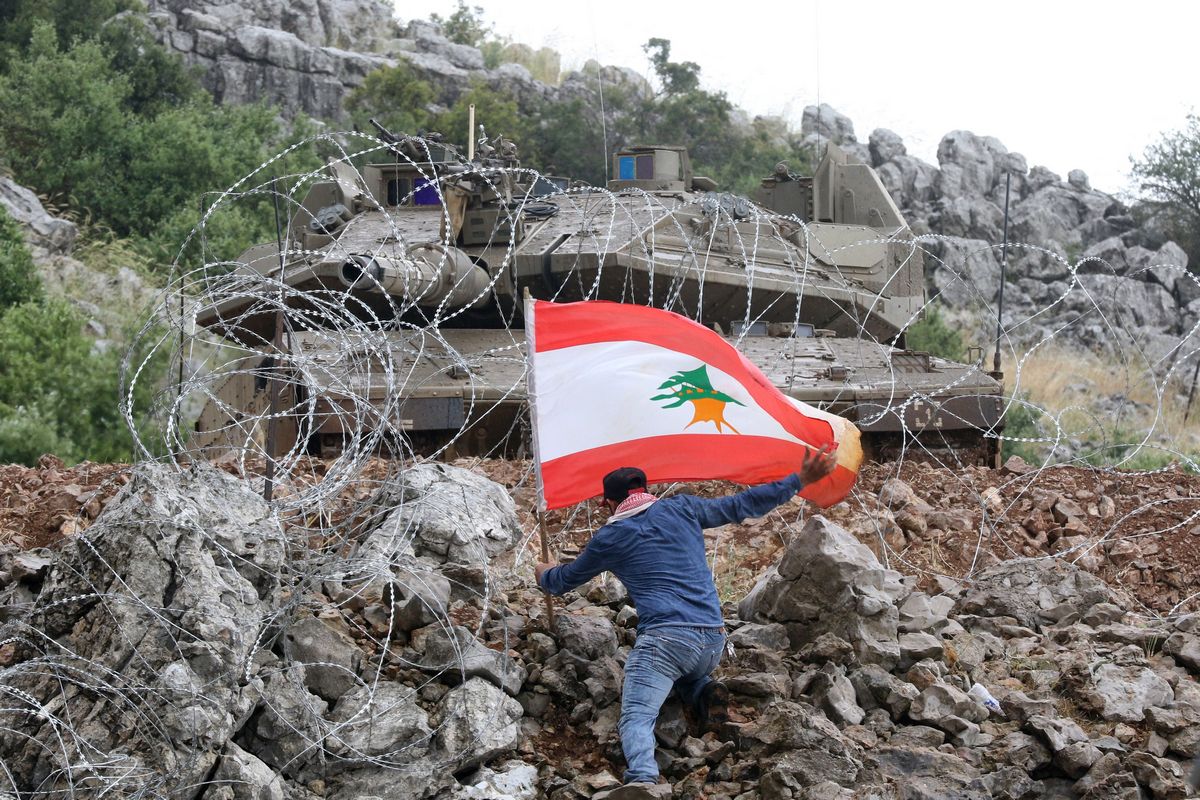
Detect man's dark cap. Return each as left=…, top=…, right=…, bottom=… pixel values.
left=602, top=467, right=647, bottom=501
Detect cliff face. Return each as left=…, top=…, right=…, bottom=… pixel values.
left=141, top=0, right=652, bottom=129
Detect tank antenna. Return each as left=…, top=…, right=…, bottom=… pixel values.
left=992, top=169, right=1012, bottom=377
left=264, top=176, right=288, bottom=503
left=467, top=103, right=476, bottom=161
left=588, top=8, right=609, bottom=181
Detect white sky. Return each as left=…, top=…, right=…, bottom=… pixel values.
left=396, top=0, right=1197, bottom=195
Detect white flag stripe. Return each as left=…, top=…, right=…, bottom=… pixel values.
left=534, top=340, right=805, bottom=462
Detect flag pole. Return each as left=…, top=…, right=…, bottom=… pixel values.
left=536, top=509, right=555, bottom=628
left=525, top=288, right=556, bottom=629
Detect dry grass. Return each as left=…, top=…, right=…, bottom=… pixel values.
left=1002, top=343, right=1200, bottom=459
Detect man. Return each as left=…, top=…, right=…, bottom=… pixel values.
left=535, top=445, right=838, bottom=796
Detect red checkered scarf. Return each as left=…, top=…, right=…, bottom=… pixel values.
left=611, top=490, right=657, bottom=521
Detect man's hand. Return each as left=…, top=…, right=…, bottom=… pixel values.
left=535, top=562, right=555, bottom=586
left=798, top=443, right=837, bottom=486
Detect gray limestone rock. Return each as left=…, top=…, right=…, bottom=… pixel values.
left=1080, top=663, right=1173, bottom=723
left=435, top=677, right=524, bottom=771
left=955, top=557, right=1118, bottom=630
left=0, top=463, right=284, bottom=794
left=208, top=741, right=287, bottom=800
left=801, top=103, right=857, bottom=144
left=868, top=128, right=906, bottom=166
left=327, top=682, right=432, bottom=758
left=728, top=622, right=790, bottom=651
left=419, top=625, right=526, bottom=696
left=0, top=176, right=77, bottom=255
left=281, top=615, right=361, bottom=701
left=375, top=463, right=522, bottom=564
left=1023, top=714, right=1089, bottom=753
left=554, top=613, right=618, bottom=660
left=740, top=515, right=905, bottom=668
left=990, top=731, right=1052, bottom=772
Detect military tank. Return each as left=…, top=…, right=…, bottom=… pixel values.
left=189, top=129, right=1004, bottom=465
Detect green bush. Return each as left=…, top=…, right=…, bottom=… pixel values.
left=344, top=59, right=434, bottom=136
left=0, top=206, right=42, bottom=309
left=905, top=307, right=965, bottom=361
left=1000, top=391, right=1045, bottom=462
left=0, top=298, right=165, bottom=465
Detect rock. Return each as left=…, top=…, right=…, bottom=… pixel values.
left=282, top=615, right=361, bottom=701
left=1080, top=663, right=1173, bottom=722
left=898, top=593, right=954, bottom=633
left=554, top=613, right=618, bottom=660
left=1023, top=714, right=1088, bottom=752
left=1126, top=752, right=1188, bottom=799
left=1068, top=169, right=1090, bottom=191
left=452, top=760, right=539, bottom=799
left=801, top=103, right=856, bottom=144
left=849, top=664, right=919, bottom=721
left=899, top=631, right=945, bottom=668
left=244, top=669, right=329, bottom=777
left=419, top=626, right=526, bottom=696
left=327, top=682, right=431, bottom=758
left=955, top=557, right=1118, bottom=630
left=740, top=516, right=906, bottom=668
left=435, top=677, right=523, bottom=771
left=868, top=128, right=906, bottom=166
left=1073, top=752, right=1141, bottom=798
left=1164, top=632, right=1200, bottom=672
left=742, top=701, right=862, bottom=788
left=936, top=130, right=1008, bottom=198
left=990, top=731, right=1051, bottom=772
left=208, top=741, right=286, bottom=800
left=908, top=682, right=988, bottom=728
left=374, top=463, right=522, bottom=564
left=0, top=463, right=284, bottom=794
left=728, top=622, right=790, bottom=651
left=812, top=665, right=865, bottom=726
left=1053, top=740, right=1102, bottom=778
left=0, top=176, right=77, bottom=255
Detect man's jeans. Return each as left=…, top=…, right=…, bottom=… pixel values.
left=618, top=625, right=726, bottom=784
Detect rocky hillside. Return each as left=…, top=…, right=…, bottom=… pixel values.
left=0, top=457, right=1198, bottom=797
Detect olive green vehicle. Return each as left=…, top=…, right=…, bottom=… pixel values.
left=191, top=132, right=1004, bottom=464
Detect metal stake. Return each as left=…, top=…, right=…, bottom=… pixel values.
left=264, top=177, right=288, bottom=503
left=993, top=171, right=1012, bottom=376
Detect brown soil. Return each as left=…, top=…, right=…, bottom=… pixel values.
left=4, top=455, right=1198, bottom=617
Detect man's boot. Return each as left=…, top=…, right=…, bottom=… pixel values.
left=696, top=680, right=730, bottom=733
left=600, top=782, right=672, bottom=799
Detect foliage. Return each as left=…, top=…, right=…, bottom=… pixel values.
left=905, top=307, right=965, bottom=361
left=0, top=206, right=42, bottom=309
left=1131, top=114, right=1200, bottom=268
left=430, top=1, right=492, bottom=48
left=344, top=59, right=434, bottom=136
left=436, top=81, right=532, bottom=149
left=0, top=298, right=162, bottom=465
left=0, top=0, right=136, bottom=70
left=1000, top=391, right=1044, bottom=462
left=0, top=22, right=322, bottom=270
left=643, top=39, right=702, bottom=96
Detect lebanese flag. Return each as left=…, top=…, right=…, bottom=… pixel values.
left=525, top=299, right=862, bottom=510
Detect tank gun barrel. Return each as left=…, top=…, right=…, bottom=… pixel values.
left=334, top=244, right=491, bottom=311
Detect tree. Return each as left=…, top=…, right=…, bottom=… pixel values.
left=643, top=39, right=701, bottom=96
left=0, top=22, right=320, bottom=269
left=430, top=1, right=492, bottom=48
left=436, top=81, right=531, bottom=151
left=1132, top=114, right=1200, bottom=268
left=0, top=0, right=136, bottom=70
left=905, top=307, right=965, bottom=361
left=344, top=60, right=434, bottom=136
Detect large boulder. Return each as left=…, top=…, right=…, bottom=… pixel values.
left=371, top=462, right=522, bottom=565
left=0, top=463, right=285, bottom=795
left=0, top=176, right=77, bottom=255
left=955, top=557, right=1119, bottom=630
left=739, top=516, right=907, bottom=668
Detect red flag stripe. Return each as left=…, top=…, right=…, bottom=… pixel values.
left=532, top=300, right=835, bottom=448
left=540, top=433, right=856, bottom=509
